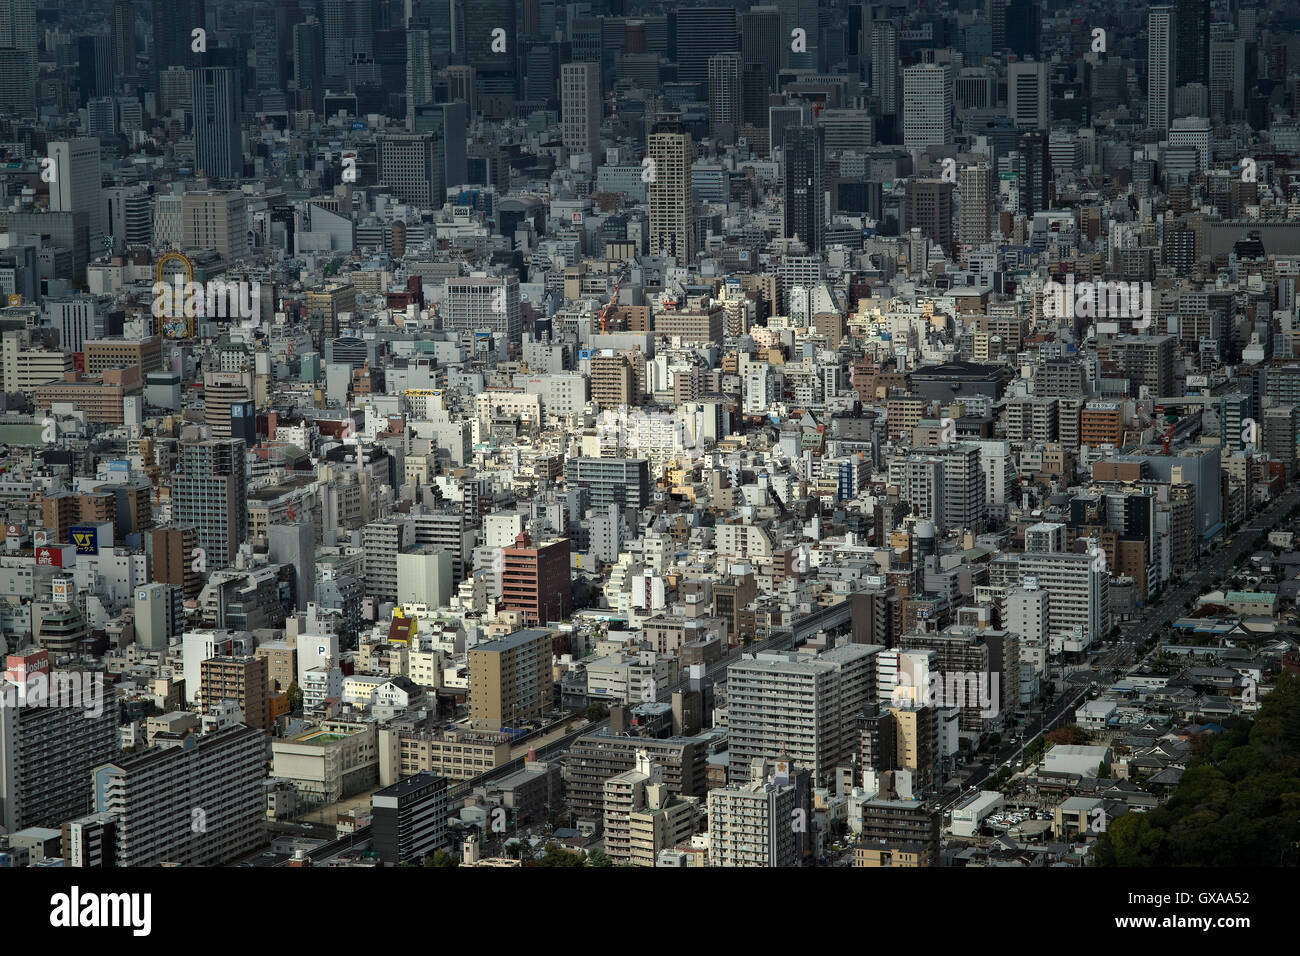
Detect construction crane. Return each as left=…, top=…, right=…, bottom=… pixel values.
left=598, top=282, right=622, bottom=334
left=1161, top=420, right=1176, bottom=455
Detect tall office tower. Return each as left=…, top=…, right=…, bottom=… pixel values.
left=192, top=67, right=242, bottom=180
left=293, top=19, right=326, bottom=100
left=0, top=47, right=34, bottom=115
left=77, top=34, right=115, bottom=100
left=379, top=132, right=437, bottom=206
left=323, top=0, right=374, bottom=82
left=413, top=100, right=468, bottom=192
left=1147, top=6, right=1175, bottom=134
left=675, top=6, right=738, bottom=85
left=172, top=438, right=248, bottom=572
left=111, top=0, right=136, bottom=79
left=200, top=656, right=270, bottom=730
left=707, top=760, right=802, bottom=866
left=776, top=0, right=818, bottom=70
left=87, top=98, right=116, bottom=139
left=181, top=190, right=248, bottom=261
left=47, top=139, right=106, bottom=253
left=726, top=644, right=880, bottom=788
left=0, top=0, right=36, bottom=51
left=0, top=653, right=120, bottom=832
left=411, top=0, right=455, bottom=66
left=501, top=532, right=572, bottom=625
left=561, top=61, right=602, bottom=159
left=468, top=628, right=553, bottom=731
left=958, top=163, right=993, bottom=246
left=647, top=122, right=693, bottom=264
left=1005, top=0, right=1041, bottom=59
left=1017, top=552, right=1109, bottom=652
left=1008, top=59, right=1048, bottom=129
left=151, top=0, right=204, bottom=93
left=740, top=5, right=781, bottom=106
left=1175, top=0, right=1210, bottom=85
left=253, top=6, right=282, bottom=90
left=371, top=772, right=449, bottom=864
left=1015, top=130, right=1052, bottom=216
left=407, top=30, right=434, bottom=128
left=904, top=179, right=955, bottom=254
left=707, top=52, right=743, bottom=144
left=442, top=275, right=522, bottom=342
left=463, top=0, right=517, bottom=98
left=92, top=725, right=265, bottom=866
left=903, top=63, right=953, bottom=149
left=870, top=19, right=900, bottom=115
left=1209, top=35, right=1252, bottom=123
left=986, top=0, right=1006, bottom=51
left=783, top=124, right=825, bottom=252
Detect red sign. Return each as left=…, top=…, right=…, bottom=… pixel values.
left=35, top=546, right=63, bottom=568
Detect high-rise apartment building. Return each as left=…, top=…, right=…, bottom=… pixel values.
left=371, top=772, right=449, bottom=863
left=91, top=725, right=265, bottom=866
left=200, top=656, right=270, bottom=731
left=725, top=644, right=880, bottom=788
left=501, top=533, right=572, bottom=625
left=468, top=628, right=554, bottom=731
left=172, top=438, right=248, bottom=571
left=647, top=122, right=693, bottom=263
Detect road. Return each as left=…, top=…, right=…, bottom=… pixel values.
left=943, top=485, right=1300, bottom=813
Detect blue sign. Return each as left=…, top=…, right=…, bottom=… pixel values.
left=351, top=121, right=365, bottom=130
left=578, top=349, right=593, bottom=360
left=69, top=525, right=98, bottom=555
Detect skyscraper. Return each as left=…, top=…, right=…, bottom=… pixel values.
left=151, top=0, right=205, bottom=93
left=783, top=124, right=825, bottom=253
left=48, top=139, right=106, bottom=252
left=707, top=52, right=743, bottom=144
left=1005, top=0, right=1041, bottom=59
left=870, top=19, right=900, bottom=116
left=406, top=30, right=435, bottom=128
left=0, top=0, right=36, bottom=51
left=111, top=0, right=138, bottom=80
left=740, top=5, right=781, bottom=107
left=1175, top=0, right=1210, bottom=86
left=903, top=62, right=953, bottom=149
left=958, top=162, right=993, bottom=246
left=322, top=0, right=374, bottom=82
left=462, top=0, right=517, bottom=99
left=561, top=61, right=602, bottom=159
left=192, top=67, right=242, bottom=180
left=253, top=6, right=282, bottom=90
left=77, top=34, right=114, bottom=100
left=647, top=122, right=693, bottom=264
left=675, top=7, right=738, bottom=85
left=0, top=46, right=34, bottom=115
left=1148, top=6, right=1175, bottom=133
left=1008, top=59, right=1049, bottom=129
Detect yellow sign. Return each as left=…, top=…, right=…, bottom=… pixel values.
left=154, top=251, right=196, bottom=340
left=6, top=294, right=21, bottom=306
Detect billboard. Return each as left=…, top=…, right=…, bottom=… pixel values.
left=35, top=546, right=63, bottom=568
left=69, top=525, right=99, bottom=555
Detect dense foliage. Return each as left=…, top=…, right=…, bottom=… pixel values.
left=1093, top=672, right=1300, bottom=866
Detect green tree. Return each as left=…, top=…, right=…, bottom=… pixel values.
left=286, top=681, right=304, bottom=713
left=534, top=842, right=586, bottom=867
left=424, top=850, right=457, bottom=867
left=586, top=848, right=613, bottom=867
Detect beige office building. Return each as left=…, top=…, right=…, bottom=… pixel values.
left=468, top=628, right=554, bottom=731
